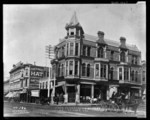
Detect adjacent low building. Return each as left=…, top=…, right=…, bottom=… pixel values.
left=9, top=61, right=49, bottom=103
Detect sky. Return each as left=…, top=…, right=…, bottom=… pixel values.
left=3, top=3, right=146, bottom=81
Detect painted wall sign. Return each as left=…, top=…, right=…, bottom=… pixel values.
left=30, top=66, right=44, bottom=78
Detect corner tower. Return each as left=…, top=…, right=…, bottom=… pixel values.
left=65, top=12, right=84, bottom=39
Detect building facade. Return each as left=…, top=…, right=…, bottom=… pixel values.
left=4, top=79, right=10, bottom=95
left=9, top=61, right=49, bottom=103
left=141, top=60, right=146, bottom=95
left=50, top=12, right=142, bottom=103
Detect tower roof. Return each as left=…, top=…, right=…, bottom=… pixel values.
left=69, top=11, right=79, bottom=26
left=66, top=12, right=82, bottom=28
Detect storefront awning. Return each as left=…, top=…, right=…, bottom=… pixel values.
left=55, top=83, right=65, bottom=88
left=5, top=92, right=12, bottom=97
left=131, top=87, right=141, bottom=89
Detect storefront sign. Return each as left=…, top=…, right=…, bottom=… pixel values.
left=31, top=90, right=39, bottom=97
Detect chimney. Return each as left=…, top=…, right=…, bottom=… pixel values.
left=34, top=62, right=36, bottom=66
left=97, top=31, right=104, bottom=40
left=120, top=37, right=126, bottom=45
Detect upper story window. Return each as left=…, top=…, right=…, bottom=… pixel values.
left=46, top=81, right=47, bottom=89
left=25, top=69, right=28, bottom=76
left=75, top=43, right=79, bottom=56
left=70, top=43, right=74, bottom=56
left=82, top=45, right=91, bottom=57
left=66, top=61, right=68, bottom=76
left=132, top=55, right=138, bottom=65
left=109, top=67, right=114, bottom=80
left=95, top=64, right=100, bottom=77
left=131, top=71, right=134, bottom=81
left=120, top=51, right=125, bottom=62
left=66, top=43, right=69, bottom=56
left=71, top=32, right=74, bottom=36
left=25, top=79, right=27, bottom=87
left=69, top=61, right=73, bottom=75
left=62, top=64, right=64, bottom=76
left=119, top=68, right=122, bottom=80
left=98, top=47, right=104, bottom=58
left=87, top=64, right=90, bottom=77
left=135, top=71, right=138, bottom=82
left=143, top=71, right=145, bottom=81
left=101, top=64, right=106, bottom=78
left=75, top=61, right=78, bottom=76
left=83, top=45, right=86, bottom=56
left=110, top=51, right=114, bottom=60
left=82, top=63, right=86, bottom=76
left=124, top=67, right=129, bottom=81
left=62, top=46, right=65, bottom=57
left=87, top=47, right=91, bottom=57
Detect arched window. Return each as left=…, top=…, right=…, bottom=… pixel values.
left=120, top=51, right=125, bottom=62
left=98, top=47, right=104, bottom=58
left=87, top=64, right=90, bottom=77
left=82, top=63, right=86, bottom=76
left=135, top=71, right=138, bottom=82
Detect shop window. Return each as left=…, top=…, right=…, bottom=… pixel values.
left=87, top=47, right=91, bottom=57
left=70, top=43, right=74, bottom=56
left=82, top=63, right=86, bottom=76
left=95, top=64, right=99, bottom=77
left=69, top=61, right=73, bottom=75
left=101, top=64, right=106, bottom=78
left=75, top=61, right=78, bottom=76
left=119, top=68, right=122, bottom=80
left=87, top=64, right=90, bottom=77
left=75, top=43, right=78, bottom=56
left=98, top=47, right=104, bottom=58
left=83, top=46, right=86, bottom=56
left=120, top=51, right=125, bottom=62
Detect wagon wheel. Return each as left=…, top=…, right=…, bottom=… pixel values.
left=112, top=103, right=119, bottom=112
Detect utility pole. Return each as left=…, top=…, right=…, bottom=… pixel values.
left=45, top=45, right=54, bottom=100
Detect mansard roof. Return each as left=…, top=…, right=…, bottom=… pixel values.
left=84, top=34, right=140, bottom=52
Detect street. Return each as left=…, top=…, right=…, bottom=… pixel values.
left=3, top=101, right=146, bottom=117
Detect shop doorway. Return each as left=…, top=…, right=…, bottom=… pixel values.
left=67, top=86, right=75, bottom=103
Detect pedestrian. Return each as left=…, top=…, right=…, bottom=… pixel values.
left=56, top=93, right=59, bottom=105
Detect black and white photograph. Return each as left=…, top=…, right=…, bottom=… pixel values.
left=3, top=3, right=146, bottom=117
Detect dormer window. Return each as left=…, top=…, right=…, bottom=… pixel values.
left=71, top=32, right=74, bottom=36
left=120, top=51, right=125, bottom=62
left=98, top=47, right=104, bottom=58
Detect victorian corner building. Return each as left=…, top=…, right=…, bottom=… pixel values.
left=50, top=12, right=144, bottom=103
left=6, top=12, right=146, bottom=104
